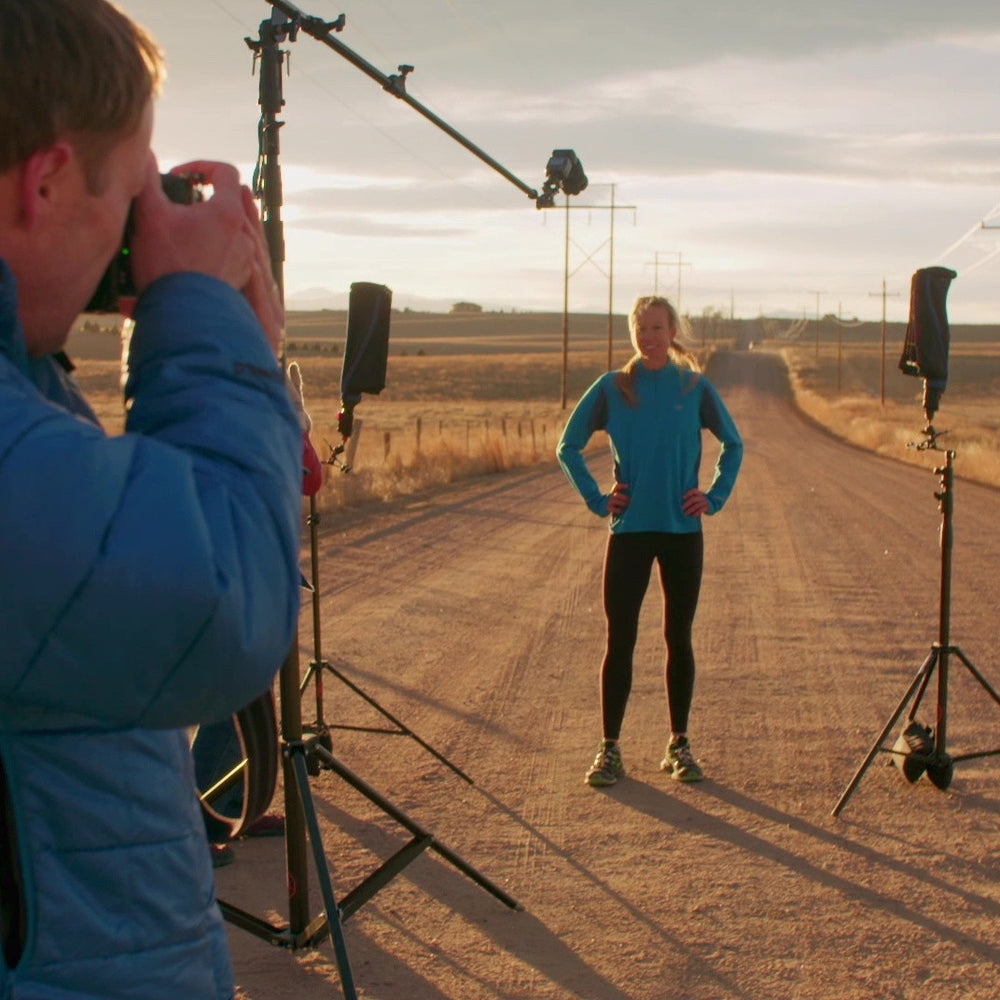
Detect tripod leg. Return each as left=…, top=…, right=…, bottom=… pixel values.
left=907, top=650, right=935, bottom=720
left=832, top=648, right=938, bottom=817
left=953, top=647, right=1000, bottom=709
left=314, top=744, right=521, bottom=911
left=290, top=749, right=357, bottom=1000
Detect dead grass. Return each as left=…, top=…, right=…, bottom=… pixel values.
left=779, top=343, right=1000, bottom=489
left=67, top=350, right=604, bottom=514
left=66, top=318, right=1000, bottom=513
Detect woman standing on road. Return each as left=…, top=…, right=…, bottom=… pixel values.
left=556, top=295, right=743, bottom=787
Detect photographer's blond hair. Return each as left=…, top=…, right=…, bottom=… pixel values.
left=0, top=0, right=163, bottom=191
left=615, top=295, right=700, bottom=407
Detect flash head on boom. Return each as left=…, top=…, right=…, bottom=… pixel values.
left=536, top=149, right=587, bottom=208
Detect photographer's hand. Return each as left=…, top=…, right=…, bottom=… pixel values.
left=129, top=157, right=283, bottom=353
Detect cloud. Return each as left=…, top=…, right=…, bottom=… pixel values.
left=122, top=0, right=1000, bottom=322
left=290, top=212, right=472, bottom=239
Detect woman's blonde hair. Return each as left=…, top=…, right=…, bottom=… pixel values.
left=614, top=295, right=700, bottom=407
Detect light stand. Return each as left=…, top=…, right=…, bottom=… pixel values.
left=832, top=423, right=1000, bottom=817
left=216, top=12, right=357, bottom=998
left=217, top=9, right=552, bottom=994
left=300, top=488, right=475, bottom=785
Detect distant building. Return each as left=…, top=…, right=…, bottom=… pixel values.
left=450, top=301, right=483, bottom=314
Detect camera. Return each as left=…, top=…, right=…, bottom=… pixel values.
left=85, top=172, right=203, bottom=313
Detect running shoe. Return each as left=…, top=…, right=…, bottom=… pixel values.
left=585, top=740, right=625, bottom=787
left=661, top=737, right=704, bottom=782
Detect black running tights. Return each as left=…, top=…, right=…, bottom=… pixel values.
left=599, top=530, right=704, bottom=740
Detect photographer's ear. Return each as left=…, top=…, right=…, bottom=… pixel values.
left=17, top=143, right=73, bottom=227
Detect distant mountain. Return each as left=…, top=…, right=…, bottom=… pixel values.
left=283, top=287, right=348, bottom=310
left=284, top=286, right=559, bottom=314
left=285, top=286, right=465, bottom=313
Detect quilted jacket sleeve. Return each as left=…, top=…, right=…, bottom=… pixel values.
left=0, top=274, right=302, bottom=731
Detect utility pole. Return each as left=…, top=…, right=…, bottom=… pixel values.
left=646, top=251, right=667, bottom=294
left=557, top=185, right=637, bottom=408
left=837, top=302, right=842, bottom=394
left=606, top=184, right=616, bottom=372
left=868, top=278, right=900, bottom=405
left=646, top=250, right=692, bottom=313
left=561, top=193, right=570, bottom=410
left=807, top=290, right=826, bottom=359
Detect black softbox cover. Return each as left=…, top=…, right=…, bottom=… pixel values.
left=898, top=266, right=957, bottom=385
left=341, top=282, right=391, bottom=404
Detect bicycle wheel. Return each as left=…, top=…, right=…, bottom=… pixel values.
left=192, top=688, right=279, bottom=841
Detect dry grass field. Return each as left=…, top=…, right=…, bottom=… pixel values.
left=781, top=339, right=1000, bottom=488
left=67, top=309, right=1000, bottom=503
left=67, top=309, right=633, bottom=511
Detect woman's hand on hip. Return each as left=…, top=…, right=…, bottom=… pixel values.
left=607, top=482, right=630, bottom=516
left=682, top=488, right=710, bottom=518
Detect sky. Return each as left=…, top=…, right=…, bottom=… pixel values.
left=118, top=0, right=1000, bottom=325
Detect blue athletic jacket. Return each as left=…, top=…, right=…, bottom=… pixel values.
left=0, top=263, right=302, bottom=999
left=556, top=361, right=743, bottom=533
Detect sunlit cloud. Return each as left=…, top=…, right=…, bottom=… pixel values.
left=121, top=0, right=1000, bottom=322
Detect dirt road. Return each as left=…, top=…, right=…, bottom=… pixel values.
left=219, top=350, right=1000, bottom=1000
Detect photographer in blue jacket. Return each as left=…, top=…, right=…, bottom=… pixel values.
left=0, top=1, right=302, bottom=997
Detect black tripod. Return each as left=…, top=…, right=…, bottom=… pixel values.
left=220, top=497, right=521, bottom=993
left=833, top=429, right=1000, bottom=817
left=300, top=491, right=474, bottom=785
left=216, top=16, right=519, bottom=999
left=294, top=488, right=519, bottom=913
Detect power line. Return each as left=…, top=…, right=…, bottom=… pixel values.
left=556, top=185, right=638, bottom=407
left=934, top=199, right=1000, bottom=265
left=645, top=251, right=692, bottom=313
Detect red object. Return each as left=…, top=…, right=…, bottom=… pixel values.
left=301, top=433, right=323, bottom=496
left=240, top=813, right=286, bottom=838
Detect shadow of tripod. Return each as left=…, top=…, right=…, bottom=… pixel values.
left=297, top=485, right=521, bottom=903
left=833, top=429, right=1000, bottom=817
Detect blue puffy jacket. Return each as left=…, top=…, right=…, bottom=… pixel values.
left=0, top=263, right=302, bottom=999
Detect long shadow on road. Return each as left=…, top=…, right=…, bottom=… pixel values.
left=612, top=777, right=1000, bottom=967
